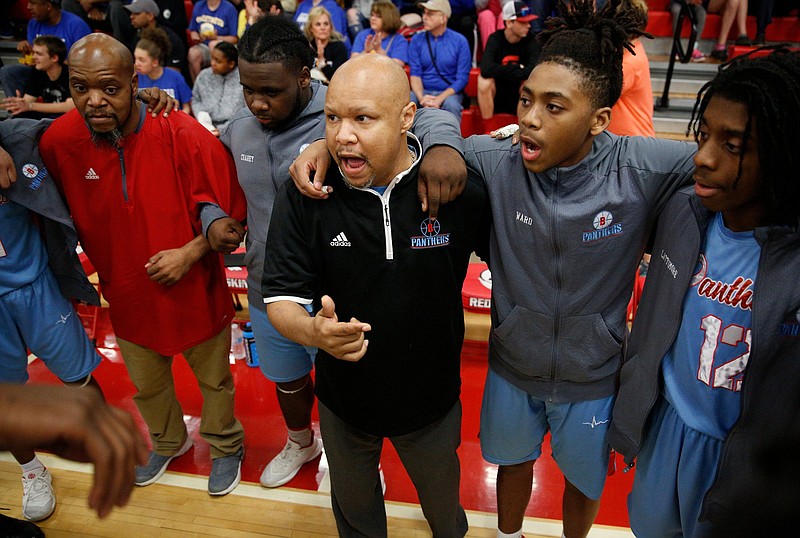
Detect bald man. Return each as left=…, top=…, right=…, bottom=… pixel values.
left=38, top=34, right=248, bottom=496
left=262, top=54, right=490, bottom=537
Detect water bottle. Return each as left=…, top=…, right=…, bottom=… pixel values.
left=243, top=322, right=259, bottom=367
left=230, top=323, right=246, bottom=361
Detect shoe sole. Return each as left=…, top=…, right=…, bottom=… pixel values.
left=135, top=436, right=193, bottom=487
left=259, top=440, right=323, bottom=488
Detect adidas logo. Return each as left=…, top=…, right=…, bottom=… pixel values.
left=85, top=168, right=100, bottom=180
left=329, top=232, right=351, bottom=247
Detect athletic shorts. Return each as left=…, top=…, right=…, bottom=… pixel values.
left=628, top=397, right=720, bottom=538
left=251, top=305, right=317, bottom=383
left=0, top=268, right=100, bottom=383
left=479, top=367, right=613, bottom=500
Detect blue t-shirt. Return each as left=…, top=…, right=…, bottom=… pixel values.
left=662, top=213, right=761, bottom=440
left=27, top=11, right=91, bottom=53
left=0, top=198, right=47, bottom=295
left=189, top=0, right=239, bottom=43
left=408, top=29, right=471, bottom=94
left=352, top=29, right=409, bottom=64
left=138, top=69, right=193, bottom=106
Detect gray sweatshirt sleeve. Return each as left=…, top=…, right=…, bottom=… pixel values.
left=412, top=107, right=465, bottom=156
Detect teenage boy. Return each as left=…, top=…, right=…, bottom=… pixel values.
left=609, top=50, right=800, bottom=538
left=464, top=1, right=696, bottom=536
left=203, top=14, right=468, bottom=490
left=1, top=117, right=101, bottom=523
left=1, top=36, right=73, bottom=119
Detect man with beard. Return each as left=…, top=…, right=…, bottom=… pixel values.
left=38, top=33, right=248, bottom=496
left=204, top=14, right=468, bottom=490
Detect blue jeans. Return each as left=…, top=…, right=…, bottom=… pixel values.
left=411, top=90, right=463, bottom=120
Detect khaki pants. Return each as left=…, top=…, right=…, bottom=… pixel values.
left=117, top=325, right=244, bottom=459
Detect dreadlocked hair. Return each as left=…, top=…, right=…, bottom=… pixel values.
left=537, top=0, right=650, bottom=109
left=238, top=15, right=315, bottom=72
left=689, top=47, right=800, bottom=226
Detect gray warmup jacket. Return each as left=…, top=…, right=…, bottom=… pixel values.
left=609, top=188, right=800, bottom=533
left=0, top=118, right=98, bottom=305
left=465, top=131, right=694, bottom=402
left=206, top=81, right=465, bottom=313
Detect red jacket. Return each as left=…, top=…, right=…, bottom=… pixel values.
left=40, top=107, right=246, bottom=355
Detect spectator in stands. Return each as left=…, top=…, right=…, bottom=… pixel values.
left=187, top=0, right=239, bottom=81
left=112, top=0, right=191, bottom=51
left=409, top=0, right=472, bottom=119
left=125, top=0, right=186, bottom=74
left=448, top=0, right=478, bottom=57
left=0, top=0, right=90, bottom=101
left=670, top=0, right=707, bottom=61
left=709, top=0, right=751, bottom=61
left=61, top=0, right=130, bottom=42
left=294, top=0, right=348, bottom=36
left=305, top=6, right=349, bottom=82
left=476, top=0, right=504, bottom=52
left=351, top=1, right=409, bottom=66
left=346, top=0, right=373, bottom=39
left=609, top=0, right=655, bottom=137
left=135, top=27, right=192, bottom=113
left=192, top=42, right=244, bottom=133
left=477, top=1, right=539, bottom=121
left=1, top=36, right=74, bottom=119
left=238, top=0, right=282, bottom=37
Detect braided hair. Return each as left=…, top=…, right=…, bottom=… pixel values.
left=537, top=0, right=650, bottom=109
left=690, top=48, right=800, bottom=226
left=238, top=14, right=315, bottom=72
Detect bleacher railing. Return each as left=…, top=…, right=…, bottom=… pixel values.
left=656, top=0, right=698, bottom=110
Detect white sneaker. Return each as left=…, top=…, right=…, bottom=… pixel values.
left=22, top=468, right=55, bottom=521
left=259, top=437, right=323, bottom=488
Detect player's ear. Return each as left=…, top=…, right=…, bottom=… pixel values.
left=590, top=106, right=611, bottom=136
left=400, top=102, right=416, bottom=134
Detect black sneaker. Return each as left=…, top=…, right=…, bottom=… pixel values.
left=0, top=512, right=44, bottom=538
left=710, top=48, right=728, bottom=62
left=735, top=34, right=752, bottom=46
left=754, top=33, right=766, bottom=46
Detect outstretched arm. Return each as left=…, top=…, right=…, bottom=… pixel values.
left=0, top=384, right=148, bottom=519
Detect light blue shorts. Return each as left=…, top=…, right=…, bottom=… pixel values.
left=628, top=397, right=719, bottom=538
left=251, top=305, right=317, bottom=383
left=479, top=367, right=614, bottom=500
left=0, top=268, right=100, bottom=383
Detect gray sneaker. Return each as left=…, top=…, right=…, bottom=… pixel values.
left=135, top=436, right=193, bottom=487
left=208, top=447, right=244, bottom=496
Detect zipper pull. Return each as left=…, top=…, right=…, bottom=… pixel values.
left=383, top=202, right=390, bottom=227
left=622, top=461, right=635, bottom=474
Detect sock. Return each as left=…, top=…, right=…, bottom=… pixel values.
left=20, top=457, right=45, bottom=477
left=496, top=530, right=522, bottom=538
left=288, top=427, right=313, bottom=448
left=714, top=44, right=726, bottom=51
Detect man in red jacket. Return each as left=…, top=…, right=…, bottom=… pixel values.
left=39, top=33, right=247, bottom=496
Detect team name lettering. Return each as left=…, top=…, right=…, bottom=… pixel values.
left=780, top=323, right=800, bottom=337
left=516, top=212, right=532, bottom=226
left=410, top=234, right=450, bottom=249
left=469, top=297, right=491, bottom=309
left=582, top=223, right=623, bottom=242
left=660, top=250, right=678, bottom=278
left=696, top=276, right=754, bottom=311
left=196, top=15, right=225, bottom=27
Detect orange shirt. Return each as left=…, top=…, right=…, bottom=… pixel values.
left=609, top=40, right=656, bottom=138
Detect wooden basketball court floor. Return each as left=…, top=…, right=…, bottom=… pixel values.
left=1, top=306, right=635, bottom=537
